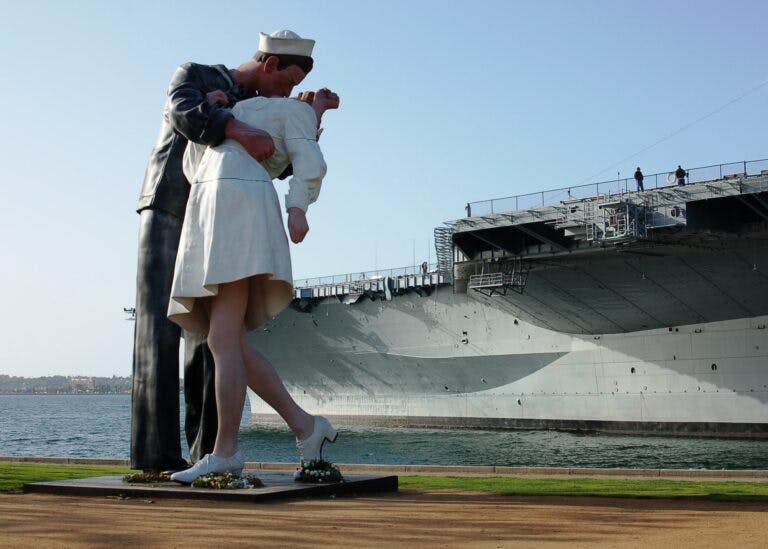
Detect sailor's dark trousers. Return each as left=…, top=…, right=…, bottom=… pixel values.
left=130, top=209, right=217, bottom=470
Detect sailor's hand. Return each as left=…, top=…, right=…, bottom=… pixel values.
left=225, top=119, right=275, bottom=162
left=287, top=207, right=309, bottom=243
left=206, top=89, right=229, bottom=107
left=296, top=91, right=315, bottom=105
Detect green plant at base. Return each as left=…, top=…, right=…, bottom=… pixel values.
left=191, top=472, right=264, bottom=489
left=122, top=471, right=172, bottom=483
left=294, top=459, right=343, bottom=483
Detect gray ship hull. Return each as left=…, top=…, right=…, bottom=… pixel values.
left=248, top=285, right=768, bottom=438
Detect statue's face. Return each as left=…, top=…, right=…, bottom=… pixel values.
left=260, top=65, right=307, bottom=98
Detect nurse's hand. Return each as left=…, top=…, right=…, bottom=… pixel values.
left=287, top=207, right=309, bottom=243
left=313, top=88, right=340, bottom=111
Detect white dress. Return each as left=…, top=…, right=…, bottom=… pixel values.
left=168, top=97, right=326, bottom=334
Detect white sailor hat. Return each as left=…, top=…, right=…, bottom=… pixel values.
left=258, top=29, right=315, bottom=57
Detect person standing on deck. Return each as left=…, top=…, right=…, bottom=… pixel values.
left=634, top=167, right=644, bottom=191
left=675, top=165, right=687, bottom=186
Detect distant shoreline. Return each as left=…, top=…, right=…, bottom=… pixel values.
left=0, top=375, right=139, bottom=395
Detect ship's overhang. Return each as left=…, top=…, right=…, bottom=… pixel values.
left=687, top=191, right=768, bottom=232
left=453, top=221, right=574, bottom=258
left=452, top=175, right=768, bottom=334
left=462, top=246, right=768, bottom=334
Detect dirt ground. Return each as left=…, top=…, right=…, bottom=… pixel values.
left=1, top=490, right=766, bottom=548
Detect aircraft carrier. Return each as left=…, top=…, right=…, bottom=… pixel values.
left=248, top=159, right=768, bottom=438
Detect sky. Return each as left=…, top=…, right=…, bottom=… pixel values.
left=0, top=0, right=765, bottom=377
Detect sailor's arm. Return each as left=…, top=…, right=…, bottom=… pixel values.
left=167, top=64, right=233, bottom=146
left=168, top=64, right=275, bottom=161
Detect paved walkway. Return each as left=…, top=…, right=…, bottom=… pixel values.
left=1, top=491, right=767, bottom=548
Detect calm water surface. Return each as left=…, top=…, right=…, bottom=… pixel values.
left=1, top=394, right=767, bottom=470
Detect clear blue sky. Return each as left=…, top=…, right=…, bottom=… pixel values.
left=0, top=0, right=765, bottom=377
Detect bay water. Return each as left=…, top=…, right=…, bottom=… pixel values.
left=1, top=394, right=767, bottom=470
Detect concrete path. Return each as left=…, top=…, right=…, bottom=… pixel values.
left=1, top=491, right=766, bottom=548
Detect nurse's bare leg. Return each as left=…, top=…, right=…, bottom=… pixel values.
left=241, top=334, right=314, bottom=440
left=206, top=279, right=249, bottom=458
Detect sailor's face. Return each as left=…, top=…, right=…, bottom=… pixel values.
left=263, top=65, right=307, bottom=98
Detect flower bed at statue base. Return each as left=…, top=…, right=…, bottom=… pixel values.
left=294, top=459, right=344, bottom=483
left=191, top=472, right=264, bottom=489
left=123, top=471, right=172, bottom=483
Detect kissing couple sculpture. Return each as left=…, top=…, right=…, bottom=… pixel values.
left=131, top=29, right=340, bottom=484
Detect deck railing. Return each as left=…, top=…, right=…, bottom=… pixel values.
left=466, top=158, right=768, bottom=217
left=294, top=262, right=439, bottom=289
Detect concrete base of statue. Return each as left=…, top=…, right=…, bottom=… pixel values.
left=24, top=471, right=398, bottom=503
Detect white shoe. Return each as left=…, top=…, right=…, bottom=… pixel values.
left=296, top=416, right=338, bottom=463
left=170, top=451, right=244, bottom=484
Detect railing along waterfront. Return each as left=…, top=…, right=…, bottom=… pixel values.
left=294, top=262, right=439, bottom=289
left=466, top=158, right=768, bottom=217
